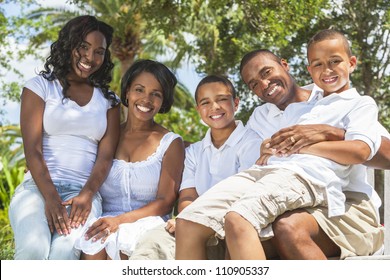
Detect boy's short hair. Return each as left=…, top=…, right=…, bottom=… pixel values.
left=194, top=75, right=236, bottom=103
left=307, top=29, right=352, bottom=57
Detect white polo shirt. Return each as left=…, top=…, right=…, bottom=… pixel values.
left=180, top=121, right=261, bottom=196
left=246, top=84, right=323, bottom=139
left=247, top=86, right=383, bottom=217
left=346, top=124, right=390, bottom=213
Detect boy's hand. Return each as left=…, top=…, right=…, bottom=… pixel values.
left=256, top=138, right=274, bottom=166
left=165, top=218, right=176, bottom=235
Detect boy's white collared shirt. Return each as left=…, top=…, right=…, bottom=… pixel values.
left=180, top=120, right=261, bottom=196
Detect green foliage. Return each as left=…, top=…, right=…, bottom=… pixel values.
left=172, top=82, right=196, bottom=111
left=0, top=213, right=14, bottom=260
left=235, top=96, right=262, bottom=125
left=0, top=125, right=24, bottom=167
left=0, top=157, right=25, bottom=210
left=0, top=155, right=24, bottom=259
left=0, top=5, right=22, bottom=103
left=155, top=107, right=207, bottom=144
left=1, top=0, right=389, bottom=130
left=0, top=8, right=11, bottom=72
left=0, top=124, right=25, bottom=259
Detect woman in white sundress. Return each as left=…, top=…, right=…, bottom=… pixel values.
left=75, top=59, right=185, bottom=260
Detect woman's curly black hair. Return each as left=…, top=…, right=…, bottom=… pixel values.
left=41, top=15, right=119, bottom=107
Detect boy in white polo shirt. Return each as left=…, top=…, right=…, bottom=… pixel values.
left=176, top=29, right=382, bottom=259
left=129, top=75, right=261, bottom=259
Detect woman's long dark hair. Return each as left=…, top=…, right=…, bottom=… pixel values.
left=41, top=15, right=119, bottom=106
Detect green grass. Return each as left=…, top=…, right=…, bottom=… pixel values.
left=0, top=209, right=14, bottom=260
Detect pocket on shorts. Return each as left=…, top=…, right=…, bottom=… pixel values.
left=285, top=177, right=316, bottom=209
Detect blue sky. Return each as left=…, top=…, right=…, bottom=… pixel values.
left=0, top=0, right=203, bottom=125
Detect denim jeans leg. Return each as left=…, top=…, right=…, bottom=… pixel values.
left=9, top=181, right=52, bottom=260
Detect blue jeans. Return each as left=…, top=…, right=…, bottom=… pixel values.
left=9, top=179, right=102, bottom=260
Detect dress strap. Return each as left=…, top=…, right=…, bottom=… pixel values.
left=154, top=132, right=181, bottom=161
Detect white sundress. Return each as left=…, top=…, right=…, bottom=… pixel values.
left=75, top=132, right=181, bottom=259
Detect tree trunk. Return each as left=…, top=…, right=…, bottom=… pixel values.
left=118, top=57, right=135, bottom=123
left=120, top=58, right=134, bottom=77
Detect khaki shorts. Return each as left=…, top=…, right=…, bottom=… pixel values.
left=129, top=223, right=176, bottom=260
left=307, top=191, right=384, bottom=259
left=129, top=223, right=226, bottom=260
left=177, top=167, right=327, bottom=240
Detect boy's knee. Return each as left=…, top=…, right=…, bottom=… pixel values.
left=225, top=212, right=247, bottom=237
left=176, top=218, right=215, bottom=240
left=175, top=218, right=191, bottom=236
left=224, top=212, right=238, bottom=229
left=273, top=217, right=298, bottom=238
left=273, top=213, right=311, bottom=243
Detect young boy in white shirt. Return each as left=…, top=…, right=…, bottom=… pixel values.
left=129, top=75, right=261, bottom=259
left=175, top=29, right=382, bottom=259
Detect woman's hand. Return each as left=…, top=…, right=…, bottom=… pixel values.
left=84, top=216, right=120, bottom=243
left=45, top=197, right=71, bottom=235
left=165, top=218, right=176, bottom=235
left=62, top=191, right=93, bottom=229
